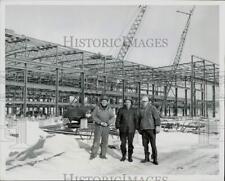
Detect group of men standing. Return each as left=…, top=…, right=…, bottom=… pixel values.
left=89, top=95, right=161, bottom=165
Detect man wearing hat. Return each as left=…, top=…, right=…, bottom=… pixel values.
left=90, top=95, right=115, bottom=160
left=137, top=96, right=161, bottom=165
left=115, top=96, right=137, bottom=162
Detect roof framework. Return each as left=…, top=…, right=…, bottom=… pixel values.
left=5, top=29, right=219, bottom=118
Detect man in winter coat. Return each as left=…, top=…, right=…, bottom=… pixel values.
left=115, top=97, right=137, bottom=162
left=90, top=95, right=115, bottom=160
left=137, top=96, right=161, bottom=165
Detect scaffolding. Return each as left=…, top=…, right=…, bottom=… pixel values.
left=5, top=29, right=219, bottom=118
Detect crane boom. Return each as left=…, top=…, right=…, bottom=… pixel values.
left=161, top=6, right=195, bottom=114
left=116, top=5, right=147, bottom=61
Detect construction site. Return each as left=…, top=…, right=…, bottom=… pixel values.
left=5, top=8, right=219, bottom=118
left=4, top=5, right=221, bottom=180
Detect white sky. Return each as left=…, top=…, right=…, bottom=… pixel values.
left=5, top=5, right=219, bottom=67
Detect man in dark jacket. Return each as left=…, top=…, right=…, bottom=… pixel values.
left=137, top=96, right=161, bottom=165
left=115, top=97, right=137, bottom=162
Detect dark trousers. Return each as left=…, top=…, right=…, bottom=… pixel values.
left=141, top=129, right=157, bottom=160
left=119, top=130, right=135, bottom=156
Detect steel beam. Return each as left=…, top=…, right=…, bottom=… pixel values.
left=7, top=57, right=83, bottom=73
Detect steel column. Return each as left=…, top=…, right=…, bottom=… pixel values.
left=23, top=63, right=27, bottom=116
left=122, top=61, right=125, bottom=103
left=193, top=82, right=196, bottom=116
left=152, top=84, right=155, bottom=103
left=201, top=84, right=204, bottom=116
left=55, top=68, right=59, bottom=116
left=80, top=53, right=85, bottom=105
left=203, top=60, right=206, bottom=117
left=174, top=87, right=178, bottom=116
left=190, top=56, right=195, bottom=117
left=55, top=47, right=59, bottom=116
left=103, top=56, right=107, bottom=94
left=212, top=64, right=216, bottom=117
left=138, top=81, right=141, bottom=108
left=184, top=77, right=188, bottom=116
left=138, top=65, right=141, bottom=108
left=164, top=85, right=167, bottom=116
left=147, top=82, right=149, bottom=95
left=122, top=79, right=125, bottom=104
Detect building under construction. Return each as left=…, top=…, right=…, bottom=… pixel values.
left=2, top=6, right=221, bottom=180
left=5, top=6, right=219, bottom=119
left=5, top=29, right=219, bottom=118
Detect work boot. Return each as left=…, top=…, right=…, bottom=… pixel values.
left=152, top=159, right=158, bottom=165
left=151, top=154, right=154, bottom=160
left=89, top=154, right=96, bottom=160
left=128, top=153, right=133, bottom=162
left=120, top=153, right=126, bottom=161
left=151, top=154, right=158, bottom=165
left=120, top=149, right=126, bottom=161
left=120, top=156, right=126, bottom=161
left=99, top=155, right=107, bottom=159
left=141, top=154, right=150, bottom=163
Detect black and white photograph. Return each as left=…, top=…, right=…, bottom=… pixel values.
left=0, top=1, right=224, bottom=181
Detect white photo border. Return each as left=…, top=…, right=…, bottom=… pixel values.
left=0, top=0, right=224, bottom=181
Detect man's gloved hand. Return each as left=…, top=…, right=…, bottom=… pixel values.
left=137, top=129, right=143, bottom=135
left=100, top=122, right=108, bottom=127
left=155, top=126, right=160, bottom=134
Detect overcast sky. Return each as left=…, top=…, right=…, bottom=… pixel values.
left=5, top=5, right=219, bottom=67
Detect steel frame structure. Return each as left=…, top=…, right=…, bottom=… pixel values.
left=5, top=29, right=219, bottom=118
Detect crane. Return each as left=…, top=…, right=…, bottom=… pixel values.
left=114, top=5, right=147, bottom=104
left=160, top=6, right=195, bottom=115
left=116, top=5, right=147, bottom=61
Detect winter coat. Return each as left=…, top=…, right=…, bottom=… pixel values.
left=115, top=106, right=138, bottom=133
left=137, top=103, right=161, bottom=130
left=91, top=104, right=115, bottom=126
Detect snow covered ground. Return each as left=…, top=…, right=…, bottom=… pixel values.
left=4, top=120, right=220, bottom=180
